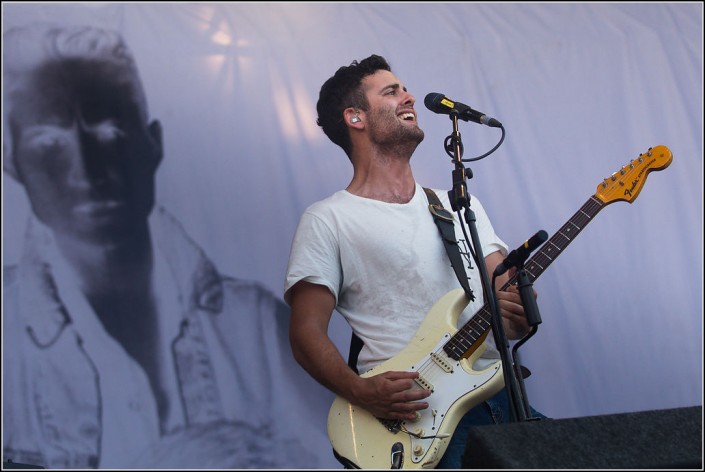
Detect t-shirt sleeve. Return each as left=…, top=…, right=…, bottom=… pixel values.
left=283, top=209, right=341, bottom=306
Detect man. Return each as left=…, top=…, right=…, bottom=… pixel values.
left=2, top=23, right=330, bottom=468
left=285, top=54, right=544, bottom=468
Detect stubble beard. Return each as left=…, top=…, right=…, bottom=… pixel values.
left=367, top=108, right=425, bottom=159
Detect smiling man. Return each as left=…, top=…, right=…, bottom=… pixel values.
left=284, top=54, right=546, bottom=469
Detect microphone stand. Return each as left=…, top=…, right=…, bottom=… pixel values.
left=509, top=262, right=543, bottom=420
left=443, top=111, right=527, bottom=423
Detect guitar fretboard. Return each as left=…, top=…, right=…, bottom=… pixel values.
left=443, top=195, right=607, bottom=360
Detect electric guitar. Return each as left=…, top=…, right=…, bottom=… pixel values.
left=327, top=145, right=673, bottom=469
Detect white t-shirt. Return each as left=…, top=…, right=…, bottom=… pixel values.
left=284, top=182, right=507, bottom=374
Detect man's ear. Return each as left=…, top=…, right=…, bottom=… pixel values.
left=344, top=108, right=363, bottom=127
left=147, top=119, right=164, bottom=168
left=3, top=138, right=21, bottom=183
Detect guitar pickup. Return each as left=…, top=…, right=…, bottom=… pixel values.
left=414, top=375, right=433, bottom=392
left=430, top=352, right=454, bottom=373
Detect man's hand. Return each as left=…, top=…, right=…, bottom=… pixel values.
left=496, top=283, right=536, bottom=339
left=351, top=370, right=431, bottom=421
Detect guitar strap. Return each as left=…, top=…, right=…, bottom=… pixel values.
left=346, top=187, right=476, bottom=375
left=422, top=187, right=475, bottom=302
left=423, top=188, right=532, bottom=380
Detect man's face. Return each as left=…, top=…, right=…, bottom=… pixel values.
left=362, top=70, right=425, bottom=153
left=9, top=59, right=162, bottom=244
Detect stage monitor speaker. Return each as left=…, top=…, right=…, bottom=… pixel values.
left=462, top=405, right=702, bottom=469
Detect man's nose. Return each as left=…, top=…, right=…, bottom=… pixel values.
left=72, top=119, right=120, bottom=184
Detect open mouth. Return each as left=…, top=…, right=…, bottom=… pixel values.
left=399, top=112, right=416, bottom=122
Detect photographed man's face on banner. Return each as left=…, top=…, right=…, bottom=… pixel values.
left=8, top=58, right=162, bottom=243
left=2, top=22, right=335, bottom=469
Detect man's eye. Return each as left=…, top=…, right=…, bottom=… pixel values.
left=27, top=131, right=70, bottom=152
left=92, top=122, right=126, bottom=142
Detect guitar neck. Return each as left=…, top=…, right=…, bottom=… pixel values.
left=443, top=195, right=607, bottom=360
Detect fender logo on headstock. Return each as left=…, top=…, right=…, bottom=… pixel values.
left=596, top=147, right=672, bottom=205
left=624, top=157, right=657, bottom=198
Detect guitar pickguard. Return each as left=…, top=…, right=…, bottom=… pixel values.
left=328, top=289, right=504, bottom=469
left=390, top=337, right=502, bottom=465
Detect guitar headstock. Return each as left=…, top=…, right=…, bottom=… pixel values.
left=595, top=145, right=673, bottom=204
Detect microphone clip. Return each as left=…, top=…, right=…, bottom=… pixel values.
left=494, top=230, right=548, bottom=278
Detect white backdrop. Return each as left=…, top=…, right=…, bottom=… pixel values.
left=3, top=1, right=703, bottom=468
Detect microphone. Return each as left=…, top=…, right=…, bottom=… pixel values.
left=493, top=230, right=548, bottom=277
left=424, top=92, right=503, bottom=128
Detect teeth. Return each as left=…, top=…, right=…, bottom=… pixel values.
left=400, top=112, right=415, bottom=120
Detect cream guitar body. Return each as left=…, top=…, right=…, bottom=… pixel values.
left=328, top=289, right=503, bottom=469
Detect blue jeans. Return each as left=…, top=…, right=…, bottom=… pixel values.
left=435, top=389, right=547, bottom=469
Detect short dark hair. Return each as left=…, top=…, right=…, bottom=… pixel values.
left=316, top=54, right=391, bottom=158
